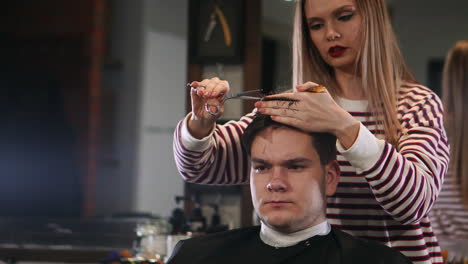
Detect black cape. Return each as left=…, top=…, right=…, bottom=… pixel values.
left=167, top=226, right=412, bottom=264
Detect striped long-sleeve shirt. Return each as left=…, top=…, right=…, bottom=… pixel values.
left=173, top=84, right=450, bottom=264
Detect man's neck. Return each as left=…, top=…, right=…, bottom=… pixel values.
left=259, top=221, right=331, bottom=248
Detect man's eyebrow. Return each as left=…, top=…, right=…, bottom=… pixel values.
left=251, top=158, right=269, bottom=164
left=251, top=157, right=314, bottom=165
left=306, top=5, right=355, bottom=23
left=282, top=158, right=313, bottom=165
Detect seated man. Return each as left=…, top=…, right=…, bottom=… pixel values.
left=167, top=113, right=411, bottom=264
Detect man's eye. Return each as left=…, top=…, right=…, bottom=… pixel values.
left=254, top=166, right=268, bottom=173
left=309, top=23, right=323, bottom=30
left=338, top=14, right=353, bottom=21
left=289, top=165, right=304, bottom=171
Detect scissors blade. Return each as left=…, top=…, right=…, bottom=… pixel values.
left=236, top=96, right=263, bottom=100
left=225, top=89, right=263, bottom=100
left=232, top=89, right=262, bottom=97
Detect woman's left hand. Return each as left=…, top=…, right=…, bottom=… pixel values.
left=255, top=82, right=360, bottom=149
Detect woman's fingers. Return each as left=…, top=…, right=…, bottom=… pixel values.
left=255, top=93, right=299, bottom=109
left=203, top=77, right=219, bottom=97
left=191, top=77, right=229, bottom=98
left=260, top=106, right=299, bottom=117
left=263, top=92, right=295, bottom=99
left=211, top=80, right=229, bottom=97
left=189, top=77, right=229, bottom=120
left=190, top=81, right=206, bottom=97
left=256, top=95, right=301, bottom=117
left=296, top=82, right=327, bottom=93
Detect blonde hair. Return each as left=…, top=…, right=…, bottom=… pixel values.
left=292, top=0, right=415, bottom=146
left=442, top=40, right=468, bottom=207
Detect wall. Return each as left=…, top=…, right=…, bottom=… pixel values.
left=134, top=0, right=188, bottom=217
left=97, top=0, right=188, bottom=217
left=262, top=0, right=294, bottom=89
left=392, top=0, right=468, bottom=86
left=97, top=0, right=145, bottom=215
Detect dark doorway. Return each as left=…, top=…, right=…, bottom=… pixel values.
left=0, top=1, right=106, bottom=217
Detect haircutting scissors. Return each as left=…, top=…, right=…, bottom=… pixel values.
left=187, top=83, right=263, bottom=116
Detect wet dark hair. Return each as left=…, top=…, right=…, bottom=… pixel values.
left=241, top=113, right=337, bottom=165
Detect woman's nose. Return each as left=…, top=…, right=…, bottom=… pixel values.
left=326, top=24, right=342, bottom=41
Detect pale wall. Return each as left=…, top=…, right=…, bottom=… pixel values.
left=134, top=0, right=188, bottom=216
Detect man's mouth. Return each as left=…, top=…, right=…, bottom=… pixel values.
left=265, top=201, right=293, bottom=206
left=328, top=46, right=348, bottom=57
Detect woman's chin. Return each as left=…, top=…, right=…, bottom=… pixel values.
left=325, top=56, right=356, bottom=72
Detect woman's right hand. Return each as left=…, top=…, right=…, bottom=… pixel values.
left=188, top=77, right=230, bottom=139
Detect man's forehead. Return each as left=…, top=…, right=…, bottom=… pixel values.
left=251, top=127, right=318, bottom=160
left=256, top=126, right=311, bottom=141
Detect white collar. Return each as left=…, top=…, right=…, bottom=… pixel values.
left=259, top=220, right=331, bottom=248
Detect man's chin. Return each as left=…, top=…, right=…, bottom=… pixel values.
left=260, top=214, right=294, bottom=231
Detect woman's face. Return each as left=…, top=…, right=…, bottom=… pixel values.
left=304, top=0, right=363, bottom=72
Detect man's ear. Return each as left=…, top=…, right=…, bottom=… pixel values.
left=324, top=161, right=340, bottom=196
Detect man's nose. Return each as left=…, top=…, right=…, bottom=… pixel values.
left=266, top=168, right=288, bottom=192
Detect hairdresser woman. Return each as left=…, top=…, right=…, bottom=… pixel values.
left=173, top=0, right=449, bottom=263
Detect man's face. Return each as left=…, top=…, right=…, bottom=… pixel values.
left=250, top=127, right=339, bottom=233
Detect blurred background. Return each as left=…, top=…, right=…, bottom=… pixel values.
left=0, top=0, right=467, bottom=262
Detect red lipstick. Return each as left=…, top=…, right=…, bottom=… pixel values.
left=328, top=46, right=347, bottom=57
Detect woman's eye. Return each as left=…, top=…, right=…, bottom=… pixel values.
left=309, top=23, right=323, bottom=31
left=338, top=14, right=354, bottom=21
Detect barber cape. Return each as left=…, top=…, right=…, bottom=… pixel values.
left=166, top=226, right=411, bottom=264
